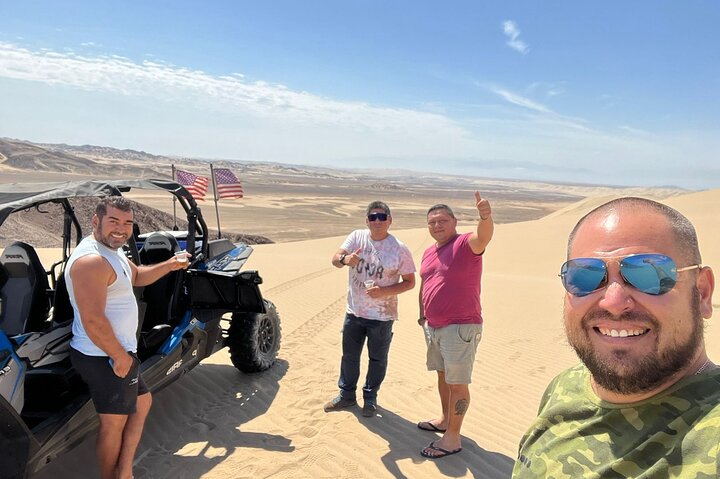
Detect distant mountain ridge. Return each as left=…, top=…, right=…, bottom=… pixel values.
left=0, top=138, right=101, bottom=173
left=0, top=137, right=688, bottom=201
left=39, top=142, right=171, bottom=163
left=0, top=137, right=351, bottom=181
left=0, top=137, right=173, bottom=178
left=0, top=136, right=695, bottom=244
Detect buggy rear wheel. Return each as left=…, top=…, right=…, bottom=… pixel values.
left=226, top=299, right=281, bottom=373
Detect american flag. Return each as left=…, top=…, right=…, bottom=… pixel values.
left=175, top=169, right=209, bottom=200
left=213, top=168, right=244, bottom=199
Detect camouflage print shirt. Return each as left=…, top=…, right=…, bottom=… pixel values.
left=513, top=364, right=720, bottom=478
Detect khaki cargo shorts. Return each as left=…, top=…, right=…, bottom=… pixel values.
left=424, top=323, right=483, bottom=384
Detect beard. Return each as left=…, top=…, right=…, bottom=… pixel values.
left=565, top=288, right=704, bottom=395
left=96, top=222, right=128, bottom=250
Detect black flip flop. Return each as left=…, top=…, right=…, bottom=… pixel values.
left=417, top=421, right=447, bottom=433
left=420, top=441, right=462, bottom=459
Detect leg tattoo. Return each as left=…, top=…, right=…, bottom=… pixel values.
left=454, top=398, right=468, bottom=416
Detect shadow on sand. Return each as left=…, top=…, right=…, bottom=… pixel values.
left=353, top=406, right=514, bottom=479
left=31, top=359, right=290, bottom=479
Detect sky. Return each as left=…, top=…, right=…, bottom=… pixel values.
left=1, top=1, right=718, bottom=189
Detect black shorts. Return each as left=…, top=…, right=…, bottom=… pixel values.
left=70, top=348, right=149, bottom=415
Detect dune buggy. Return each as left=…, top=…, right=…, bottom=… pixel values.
left=0, top=179, right=281, bottom=478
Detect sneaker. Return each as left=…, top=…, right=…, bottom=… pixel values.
left=362, top=401, right=377, bottom=417
left=324, top=395, right=357, bottom=412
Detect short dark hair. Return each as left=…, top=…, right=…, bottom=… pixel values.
left=366, top=201, right=391, bottom=216
left=426, top=204, right=455, bottom=219
left=95, top=196, right=134, bottom=220
left=568, top=197, right=701, bottom=264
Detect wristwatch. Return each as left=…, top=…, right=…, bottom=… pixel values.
left=339, top=253, right=348, bottom=266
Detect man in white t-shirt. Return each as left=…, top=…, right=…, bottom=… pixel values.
left=324, top=201, right=416, bottom=417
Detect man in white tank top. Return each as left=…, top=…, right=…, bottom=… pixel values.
left=66, top=196, right=189, bottom=479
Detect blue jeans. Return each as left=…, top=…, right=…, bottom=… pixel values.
left=338, top=313, right=394, bottom=402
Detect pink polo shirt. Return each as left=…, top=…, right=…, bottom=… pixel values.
left=420, top=232, right=483, bottom=328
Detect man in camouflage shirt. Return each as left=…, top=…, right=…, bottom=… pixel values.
left=513, top=197, right=717, bottom=478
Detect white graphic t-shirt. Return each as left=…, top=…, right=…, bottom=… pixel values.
left=341, top=229, right=416, bottom=321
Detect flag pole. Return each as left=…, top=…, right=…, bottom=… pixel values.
left=209, top=163, right=222, bottom=239
left=171, top=164, right=178, bottom=230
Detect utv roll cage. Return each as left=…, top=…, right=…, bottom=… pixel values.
left=0, top=179, right=209, bottom=276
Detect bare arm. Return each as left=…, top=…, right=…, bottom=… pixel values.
left=332, top=247, right=362, bottom=268
left=366, top=273, right=416, bottom=299
left=468, top=190, right=494, bottom=255
left=70, top=255, right=133, bottom=376
left=130, top=255, right=190, bottom=287
left=332, top=248, right=348, bottom=268
left=418, top=277, right=426, bottom=325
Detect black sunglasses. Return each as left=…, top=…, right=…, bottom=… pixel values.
left=367, top=213, right=388, bottom=222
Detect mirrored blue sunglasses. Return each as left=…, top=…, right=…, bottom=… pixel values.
left=559, top=253, right=701, bottom=297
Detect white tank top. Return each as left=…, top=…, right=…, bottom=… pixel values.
left=67, top=236, right=139, bottom=355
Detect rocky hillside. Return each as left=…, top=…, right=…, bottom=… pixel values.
left=0, top=138, right=102, bottom=173
left=0, top=138, right=271, bottom=246
left=0, top=138, right=174, bottom=178
left=0, top=196, right=272, bottom=248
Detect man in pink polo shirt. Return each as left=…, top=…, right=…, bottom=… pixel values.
left=417, top=191, right=494, bottom=459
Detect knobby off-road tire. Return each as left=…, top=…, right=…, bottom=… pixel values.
left=226, top=299, right=281, bottom=373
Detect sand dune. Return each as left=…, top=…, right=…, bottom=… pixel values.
left=30, top=189, right=720, bottom=479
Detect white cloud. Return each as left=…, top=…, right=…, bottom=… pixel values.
left=0, top=42, right=463, bottom=135
left=502, top=20, right=529, bottom=55
left=618, top=125, right=653, bottom=136
left=0, top=41, right=716, bottom=188
left=0, top=41, right=494, bottom=168
left=528, top=81, right=567, bottom=97
left=488, top=85, right=598, bottom=136
left=491, top=87, right=551, bottom=114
